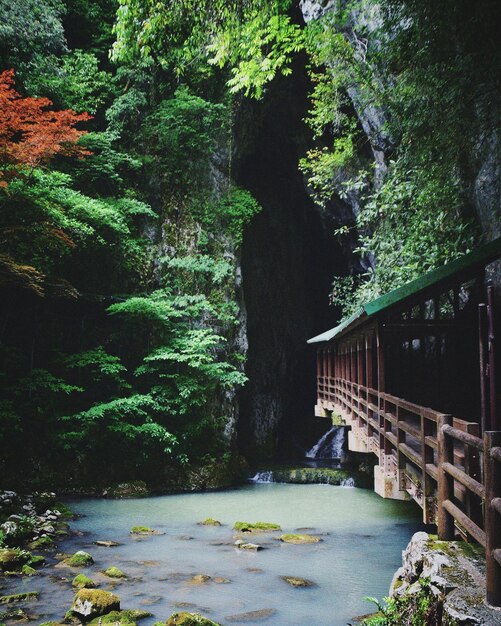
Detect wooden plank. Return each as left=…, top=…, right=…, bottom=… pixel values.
left=400, top=442, right=422, bottom=468
left=425, top=435, right=438, bottom=450
left=426, top=463, right=438, bottom=481
left=443, top=424, right=484, bottom=451
left=386, top=432, right=397, bottom=447
left=398, top=420, right=421, bottom=440
left=442, top=462, right=485, bottom=498
left=443, top=499, right=486, bottom=546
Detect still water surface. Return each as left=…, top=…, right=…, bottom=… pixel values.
left=9, top=483, right=424, bottom=625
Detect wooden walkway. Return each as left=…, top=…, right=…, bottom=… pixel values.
left=317, top=376, right=501, bottom=606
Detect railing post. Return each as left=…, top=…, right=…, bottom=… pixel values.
left=437, top=414, right=455, bottom=540
left=484, top=431, right=501, bottom=607
left=464, top=422, right=483, bottom=530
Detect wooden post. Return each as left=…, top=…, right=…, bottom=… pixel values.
left=376, top=324, right=385, bottom=394
left=464, top=422, right=482, bottom=529
left=487, top=284, right=498, bottom=431
left=484, top=431, right=501, bottom=607
left=437, top=414, right=455, bottom=540
left=366, top=333, right=373, bottom=389
left=479, top=303, right=488, bottom=434
left=422, top=413, right=434, bottom=523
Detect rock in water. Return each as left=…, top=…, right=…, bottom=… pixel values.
left=103, top=566, right=127, bottom=579
left=234, top=540, right=264, bottom=551
left=225, top=608, right=276, bottom=622
left=279, top=534, right=321, bottom=544
left=71, top=589, right=120, bottom=619
left=280, top=575, right=315, bottom=587
left=233, top=522, right=281, bottom=533
left=64, top=550, right=94, bottom=567
left=165, top=612, right=222, bottom=625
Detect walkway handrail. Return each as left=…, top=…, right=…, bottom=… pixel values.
left=317, top=374, right=501, bottom=607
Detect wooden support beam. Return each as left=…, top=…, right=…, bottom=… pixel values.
left=485, top=431, right=501, bottom=607
left=437, top=414, right=455, bottom=540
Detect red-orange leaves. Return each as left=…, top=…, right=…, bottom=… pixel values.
left=0, top=69, right=92, bottom=184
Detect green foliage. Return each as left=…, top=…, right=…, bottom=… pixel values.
left=299, top=2, right=480, bottom=314
left=361, top=579, right=456, bottom=625
left=189, top=187, right=261, bottom=245
left=22, top=50, right=115, bottom=113
left=141, top=87, right=226, bottom=192
left=0, top=0, right=66, bottom=66
left=208, top=10, right=304, bottom=98
left=112, top=0, right=301, bottom=98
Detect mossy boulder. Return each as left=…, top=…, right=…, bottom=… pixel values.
left=72, top=574, right=96, bottom=589
left=233, top=522, right=281, bottom=533
left=105, top=482, right=150, bottom=499
left=198, top=519, right=221, bottom=526
left=21, top=565, right=37, bottom=576
left=28, top=554, right=45, bottom=567
left=0, top=549, right=27, bottom=571
left=279, top=534, right=321, bottom=544
left=0, top=592, right=39, bottom=604
left=271, top=467, right=353, bottom=485
left=87, top=609, right=152, bottom=625
left=130, top=526, right=164, bottom=536
left=165, top=613, right=221, bottom=626
left=71, top=588, right=120, bottom=619
left=28, top=536, right=54, bottom=550
left=189, top=574, right=211, bottom=584
left=65, top=550, right=94, bottom=567
left=280, top=575, right=315, bottom=587
left=104, top=566, right=126, bottom=579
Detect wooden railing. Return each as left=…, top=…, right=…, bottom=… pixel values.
left=317, top=375, right=501, bottom=606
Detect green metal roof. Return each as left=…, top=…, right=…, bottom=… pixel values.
left=307, top=236, right=501, bottom=345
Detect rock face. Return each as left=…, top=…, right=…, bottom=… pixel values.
left=235, top=58, right=350, bottom=462
left=391, top=532, right=501, bottom=625
left=71, top=589, right=121, bottom=619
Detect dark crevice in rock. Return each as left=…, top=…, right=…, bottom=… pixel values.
left=234, top=58, right=349, bottom=462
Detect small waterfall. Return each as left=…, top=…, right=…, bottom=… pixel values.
left=306, top=426, right=345, bottom=460
left=249, top=471, right=274, bottom=483
left=340, top=477, right=356, bottom=487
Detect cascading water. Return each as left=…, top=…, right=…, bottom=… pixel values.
left=249, top=470, right=274, bottom=483
left=306, top=425, right=346, bottom=459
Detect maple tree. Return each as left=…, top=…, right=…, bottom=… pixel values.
left=0, top=69, right=91, bottom=186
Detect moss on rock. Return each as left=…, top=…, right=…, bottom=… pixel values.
left=104, top=566, right=127, bottom=579
left=21, top=565, right=37, bottom=576
left=71, top=588, right=120, bottom=619
left=280, top=575, right=315, bottom=587
left=65, top=550, right=94, bottom=567
left=198, top=518, right=221, bottom=526
left=164, top=613, right=221, bottom=626
left=87, top=609, right=152, bottom=625
left=106, top=482, right=150, bottom=499
left=28, top=536, right=54, bottom=550
left=279, top=534, right=321, bottom=544
left=130, top=526, right=164, bottom=535
left=0, top=549, right=27, bottom=572
left=233, top=522, right=281, bottom=533
left=271, top=467, right=352, bottom=485
left=0, top=592, right=39, bottom=604
left=72, top=574, right=96, bottom=589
